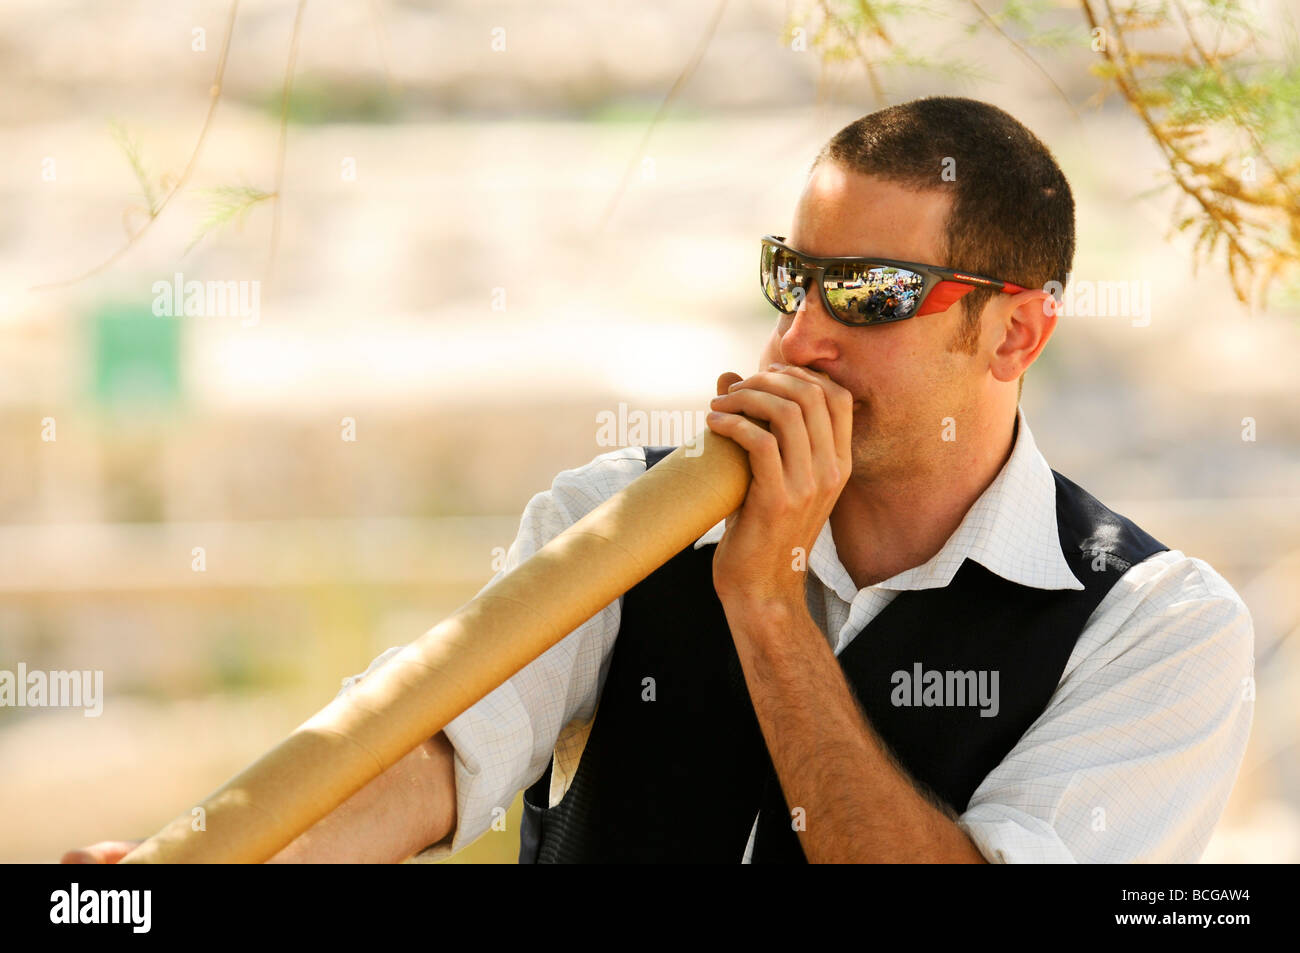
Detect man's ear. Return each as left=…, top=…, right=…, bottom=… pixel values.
left=990, top=289, right=1057, bottom=385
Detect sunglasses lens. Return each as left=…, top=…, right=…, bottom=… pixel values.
left=761, top=243, right=809, bottom=314
left=822, top=263, right=926, bottom=324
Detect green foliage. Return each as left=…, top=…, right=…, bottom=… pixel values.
left=108, top=120, right=162, bottom=218
left=256, top=78, right=401, bottom=125
left=878, top=45, right=991, bottom=84
left=187, top=185, right=274, bottom=254
left=1197, top=0, right=1258, bottom=32
left=1253, top=52, right=1300, bottom=161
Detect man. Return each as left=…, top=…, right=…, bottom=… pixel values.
left=66, top=96, right=1254, bottom=865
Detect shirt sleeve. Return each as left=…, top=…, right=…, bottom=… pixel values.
left=956, top=550, right=1256, bottom=863
left=336, top=446, right=647, bottom=861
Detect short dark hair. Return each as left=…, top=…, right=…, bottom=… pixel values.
left=812, top=97, right=1075, bottom=397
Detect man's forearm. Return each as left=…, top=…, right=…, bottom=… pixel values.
left=269, top=731, right=458, bottom=863
left=725, top=599, right=987, bottom=863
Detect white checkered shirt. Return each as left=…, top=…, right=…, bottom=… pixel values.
left=341, top=406, right=1255, bottom=863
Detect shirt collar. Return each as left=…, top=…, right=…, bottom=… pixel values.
left=691, top=405, right=1085, bottom=594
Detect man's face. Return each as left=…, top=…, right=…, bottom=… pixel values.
left=759, top=161, right=991, bottom=483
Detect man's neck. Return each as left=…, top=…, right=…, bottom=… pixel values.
left=829, top=410, right=1019, bottom=590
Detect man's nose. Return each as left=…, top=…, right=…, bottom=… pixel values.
left=779, top=286, right=842, bottom=367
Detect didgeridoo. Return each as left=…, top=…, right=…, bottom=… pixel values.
left=120, top=428, right=750, bottom=863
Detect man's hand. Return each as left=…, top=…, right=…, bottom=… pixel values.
left=706, top=363, right=854, bottom=611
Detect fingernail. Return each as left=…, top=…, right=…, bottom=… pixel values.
left=707, top=411, right=723, bottom=421
left=769, top=362, right=786, bottom=370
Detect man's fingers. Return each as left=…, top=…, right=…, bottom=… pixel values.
left=710, top=387, right=813, bottom=491
left=717, top=366, right=845, bottom=482
left=769, top=364, right=855, bottom=478
left=60, top=840, right=141, bottom=864
left=706, top=410, right=783, bottom=493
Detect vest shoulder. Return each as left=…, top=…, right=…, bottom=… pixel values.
left=643, top=445, right=677, bottom=469
left=1050, top=469, right=1169, bottom=570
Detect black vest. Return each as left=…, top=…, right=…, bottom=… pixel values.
left=519, top=445, right=1168, bottom=863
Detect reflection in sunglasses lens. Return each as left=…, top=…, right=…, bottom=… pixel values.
left=825, top=264, right=924, bottom=323
left=764, top=246, right=807, bottom=313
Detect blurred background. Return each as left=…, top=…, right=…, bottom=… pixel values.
left=0, top=0, right=1297, bottom=863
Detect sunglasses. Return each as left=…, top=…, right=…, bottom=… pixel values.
left=760, top=235, right=1027, bottom=327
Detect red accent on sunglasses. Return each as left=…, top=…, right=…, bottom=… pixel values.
left=918, top=278, right=1028, bottom=316
left=917, top=281, right=973, bottom=316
